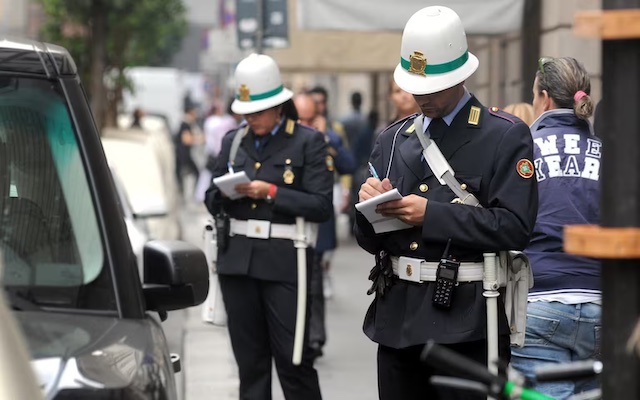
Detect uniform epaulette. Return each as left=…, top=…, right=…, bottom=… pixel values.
left=488, top=106, right=516, bottom=124
left=379, top=112, right=420, bottom=135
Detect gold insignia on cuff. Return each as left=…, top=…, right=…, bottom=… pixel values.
left=468, top=106, right=481, bottom=126
left=286, top=119, right=295, bottom=135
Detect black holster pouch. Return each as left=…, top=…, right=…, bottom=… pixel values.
left=367, top=250, right=395, bottom=297
left=214, top=211, right=230, bottom=253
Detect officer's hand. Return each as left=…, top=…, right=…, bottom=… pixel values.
left=359, top=178, right=392, bottom=202
left=235, top=181, right=271, bottom=199
left=376, top=194, right=427, bottom=226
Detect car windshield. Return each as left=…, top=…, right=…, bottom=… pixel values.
left=0, top=76, right=115, bottom=311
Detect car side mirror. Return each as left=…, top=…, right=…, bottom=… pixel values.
left=142, top=240, right=209, bottom=313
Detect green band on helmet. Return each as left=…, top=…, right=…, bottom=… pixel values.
left=401, top=51, right=469, bottom=75
left=237, top=85, right=284, bottom=101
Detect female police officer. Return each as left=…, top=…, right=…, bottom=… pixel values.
left=204, top=54, right=332, bottom=400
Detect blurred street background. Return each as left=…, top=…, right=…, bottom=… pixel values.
left=0, top=0, right=608, bottom=398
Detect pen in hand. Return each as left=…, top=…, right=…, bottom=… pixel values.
left=368, top=162, right=380, bottom=180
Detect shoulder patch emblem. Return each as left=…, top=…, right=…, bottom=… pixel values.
left=468, top=106, right=481, bottom=126
left=517, top=159, right=534, bottom=179
left=326, top=155, right=334, bottom=172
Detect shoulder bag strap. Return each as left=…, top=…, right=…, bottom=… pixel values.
left=413, top=115, right=481, bottom=207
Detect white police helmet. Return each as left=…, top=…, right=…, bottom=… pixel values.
left=231, top=53, right=293, bottom=115
left=393, top=6, right=479, bottom=95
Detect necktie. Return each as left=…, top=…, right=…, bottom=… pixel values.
left=255, top=134, right=270, bottom=153
left=428, top=118, right=447, bottom=145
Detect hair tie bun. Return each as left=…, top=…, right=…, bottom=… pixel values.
left=574, top=90, right=587, bottom=103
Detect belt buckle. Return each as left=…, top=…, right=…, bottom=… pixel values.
left=397, top=256, right=421, bottom=283
left=246, top=219, right=270, bottom=239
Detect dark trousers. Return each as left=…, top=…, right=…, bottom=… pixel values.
left=377, top=335, right=511, bottom=400
left=308, top=251, right=326, bottom=351
left=175, top=154, right=199, bottom=196
left=219, top=275, right=322, bottom=400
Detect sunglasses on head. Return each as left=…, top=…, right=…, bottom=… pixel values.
left=538, top=57, right=553, bottom=75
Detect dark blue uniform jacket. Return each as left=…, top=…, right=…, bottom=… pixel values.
left=355, top=97, right=538, bottom=347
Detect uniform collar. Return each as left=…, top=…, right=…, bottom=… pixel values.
left=270, top=117, right=285, bottom=136
left=423, top=87, right=472, bottom=132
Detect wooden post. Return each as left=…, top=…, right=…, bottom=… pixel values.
left=568, top=1, right=640, bottom=398
left=520, top=0, right=541, bottom=102
left=600, top=0, right=640, bottom=392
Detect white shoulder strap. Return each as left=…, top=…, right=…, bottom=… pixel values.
left=413, top=115, right=481, bottom=207
left=229, top=125, right=250, bottom=166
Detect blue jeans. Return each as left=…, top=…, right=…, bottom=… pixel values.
left=511, top=302, right=601, bottom=400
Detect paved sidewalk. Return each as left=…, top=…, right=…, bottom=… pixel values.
left=182, top=214, right=378, bottom=399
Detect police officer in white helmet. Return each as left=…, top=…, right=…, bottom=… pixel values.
left=355, top=6, right=538, bottom=399
left=205, top=53, right=332, bottom=400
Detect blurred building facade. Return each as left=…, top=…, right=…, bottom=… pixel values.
left=0, top=0, right=44, bottom=39
left=467, top=0, right=602, bottom=110
left=260, top=0, right=603, bottom=124
left=0, top=0, right=604, bottom=124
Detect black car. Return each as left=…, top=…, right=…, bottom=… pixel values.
left=0, top=38, right=209, bottom=399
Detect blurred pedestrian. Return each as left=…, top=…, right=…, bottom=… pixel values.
left=204, top=53, right=333, bottom=400
left=341, top=91, right=373, bottom=237
left=387, top=78, right=420, bottom=125
left=308, top=86, right=346, bottom=139
left=174, top=105, right=201, bottom=199
left=341, top=91, right=371, bottom=166
left=511, top=56, right=601, bottom=400
left=310, top=85, right=354, bottom=245
left=294, top=92, right=357, bottom=361
left=355, top=6, right=537, bottom=399
left=503, top=102, right=535, bottom=125
left=131, top=107, right=145, bottom=129
left=196, top=99, right=241, bottom=201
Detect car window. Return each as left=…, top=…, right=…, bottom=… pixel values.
left=0, top=77, right=115, bottom=311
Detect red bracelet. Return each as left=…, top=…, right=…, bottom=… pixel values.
left=268, top=184, right=277, bottom=199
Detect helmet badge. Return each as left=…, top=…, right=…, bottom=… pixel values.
left=239, top=84, right=251, bottom=101
left=409, top=51, right=427, bottom=76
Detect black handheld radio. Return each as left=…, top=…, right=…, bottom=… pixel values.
left=432, top=238, right=460, bottom=309
left=214, top=211, right=230, bottom=253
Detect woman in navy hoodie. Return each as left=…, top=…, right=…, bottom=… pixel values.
left=511, top=57, right=601, bottom=400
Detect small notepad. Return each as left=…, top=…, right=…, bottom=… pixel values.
left=355, top=189, right=413, bottom=233
left=212, top=171, right=251, bottom=200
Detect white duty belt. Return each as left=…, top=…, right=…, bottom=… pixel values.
left=229, top=218, right=318, bottom=246
left=391, top=256, right=484, bottom=283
